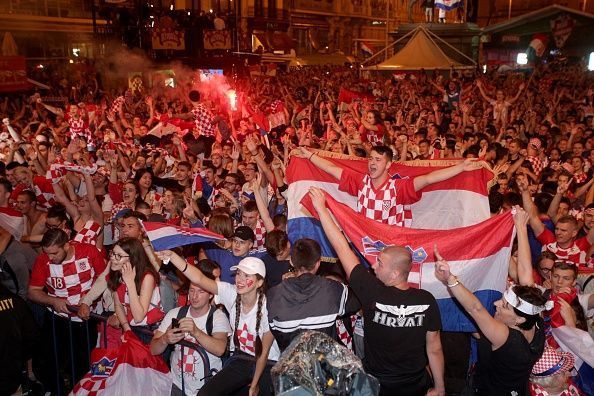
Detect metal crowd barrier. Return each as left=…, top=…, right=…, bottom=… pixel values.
left=44, top=305, right=213, bottom=395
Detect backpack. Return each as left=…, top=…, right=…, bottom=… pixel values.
left=175, top=304, right=218, bottom=336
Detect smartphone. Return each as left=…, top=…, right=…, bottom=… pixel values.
left=171, top=318, right=180, bottom=329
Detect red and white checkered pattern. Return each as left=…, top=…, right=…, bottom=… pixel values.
left=109, top=202, right=133, bottom=224
left=357, top=175, right=412, bottom=226
left=73, top=219, right=102, bottom=246
left=242, top=218, right=266, bottom=251
left=236, top=323, right=256, bottom=354
left=190, top=104, right=216, bottom=137
left=71, top=374, right=107, bottom=395
left=538, top=229, right=590, bottom=268
left=116, top=275, right=164, bottom=326
left=46, top=162, right=98, bottom=184
left=336, top=315, right=357, bottom=351
left=177, top=351, right=198, bottom=374
left=527, top=156, right=548, bottom=176
left=109, top=96, right=125, bottom=115
left=46, top=256, right=95, bottom=307
left=33, top=176, right=56, bottom=211
left=68, top=117, right=93, bottom=145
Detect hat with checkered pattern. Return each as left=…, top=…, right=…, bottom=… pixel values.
left=531, top=347, right=574, bottom=377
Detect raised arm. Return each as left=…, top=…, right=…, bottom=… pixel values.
left=155, top=250, right=218, bottom=295
left=414, top=158, right=478, bottom=192
left=309, top=188, right=358, bottom=278
left=513, top=207, right=535, bottom=287
left=434, top=246, right=509, bottom=349
left=517, top=178, right=545, bottom=236
left=293, top=147, right=343, bottom=180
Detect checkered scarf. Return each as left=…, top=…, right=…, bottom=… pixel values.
left=46, top=162, right=98, bottom=184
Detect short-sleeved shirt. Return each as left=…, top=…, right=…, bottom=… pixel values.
left=537, top=228, right=591, bottom=268
left=30, top=243, right=106, bottom=319
left=157, top=305, right=231, bottom=394
left=348, top=264, right=441, bottom=386
left=215, top=281, right=280, bottom=361
left=339, top=168, right=421, bottom=226
left=360, top=124, right=385, bottom=146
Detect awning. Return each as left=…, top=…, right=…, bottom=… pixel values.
left=253, top=32, right=295, bottom=52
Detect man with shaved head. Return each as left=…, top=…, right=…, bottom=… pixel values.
left=310, top=187, right=445, bottom=396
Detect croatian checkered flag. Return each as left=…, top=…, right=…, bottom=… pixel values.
left=109, top=96, right=125, bottom=115
left=190, top=104, right=216, bottom=137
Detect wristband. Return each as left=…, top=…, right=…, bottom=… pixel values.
left=447, top=277, right=460, bottom=288
left=309, top=152, right=316, bottom=160
left=182, top=262, right=188, bottom=273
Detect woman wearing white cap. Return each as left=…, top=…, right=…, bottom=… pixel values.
left=156, top=250, right=280, bottom=396
left=434, top=207, right=548, bottom=395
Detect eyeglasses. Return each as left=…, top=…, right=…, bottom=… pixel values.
left=539, top=267, right=552, bottom=274
left=110, top=252, right=130, bottom=260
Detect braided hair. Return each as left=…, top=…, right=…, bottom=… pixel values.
left=232, top=275, right=265, bottom=358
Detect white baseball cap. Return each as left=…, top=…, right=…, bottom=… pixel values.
left=230, top=257, right=266, bottom=278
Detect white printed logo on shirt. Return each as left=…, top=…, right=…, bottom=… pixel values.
left=373, top=303, right=430, bottom=328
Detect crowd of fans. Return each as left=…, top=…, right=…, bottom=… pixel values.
left=1, top=58, right=594, bottom=396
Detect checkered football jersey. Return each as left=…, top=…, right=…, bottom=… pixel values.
left=116, top=272, right=165, bottom=326
left=537, top=228, right=591, bottom=268
left=73, top=219, right=102, bottom=246
left=29, top=243, right=106, bottom=316
left=338, top=168, right=421, bottom=226
left=191, top=103, right=216, bottom=137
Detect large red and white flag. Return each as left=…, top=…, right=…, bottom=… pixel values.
left=71, top=331, right=172, bottom=395
left=0, top=206, right=24, bottom=240
left=287, top=152, right=493, bottom=259
left=301, top=192, right=514, bottom=332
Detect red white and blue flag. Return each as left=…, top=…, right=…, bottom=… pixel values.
left=71, top=331, right=172, bottom=395
left=435, top=0, right=462, bottom=10
left=360, top=42, right=376, bottom=56
left=0, top=206, right=24, bottom=240
left=302, top=192, right=515, bottom=332
left=142, top=221, right=224, bottom=251
left=286, top=152, right=493, bottom=259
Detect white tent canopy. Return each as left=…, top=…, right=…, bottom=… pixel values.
left=364, top=26, right=475, bottom=71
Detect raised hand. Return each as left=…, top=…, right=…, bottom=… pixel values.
left=433, top=244, right=452, bottom=284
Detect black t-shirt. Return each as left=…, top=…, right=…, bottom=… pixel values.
left=475, top=321, right=545, bottom=396
left=349, top=264, right=441, bottom=385
left=261, top=253, right=290, bottom=289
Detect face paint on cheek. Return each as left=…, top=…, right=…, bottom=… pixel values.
left=246, top=279, right=254, bottom=288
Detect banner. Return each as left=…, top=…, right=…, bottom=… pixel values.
left=435, top=0, right=462, bottom=11
left=286, top=152, right=493, bottom=259
left=203, top=30, right=232, bottom=50
left=550, top=14, right=574, bottom=49
left=151, top=16, right=185, bottom=50
left=302, top=193, right=514, bottom=332
left=0, top=56, right=28, bottom=92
